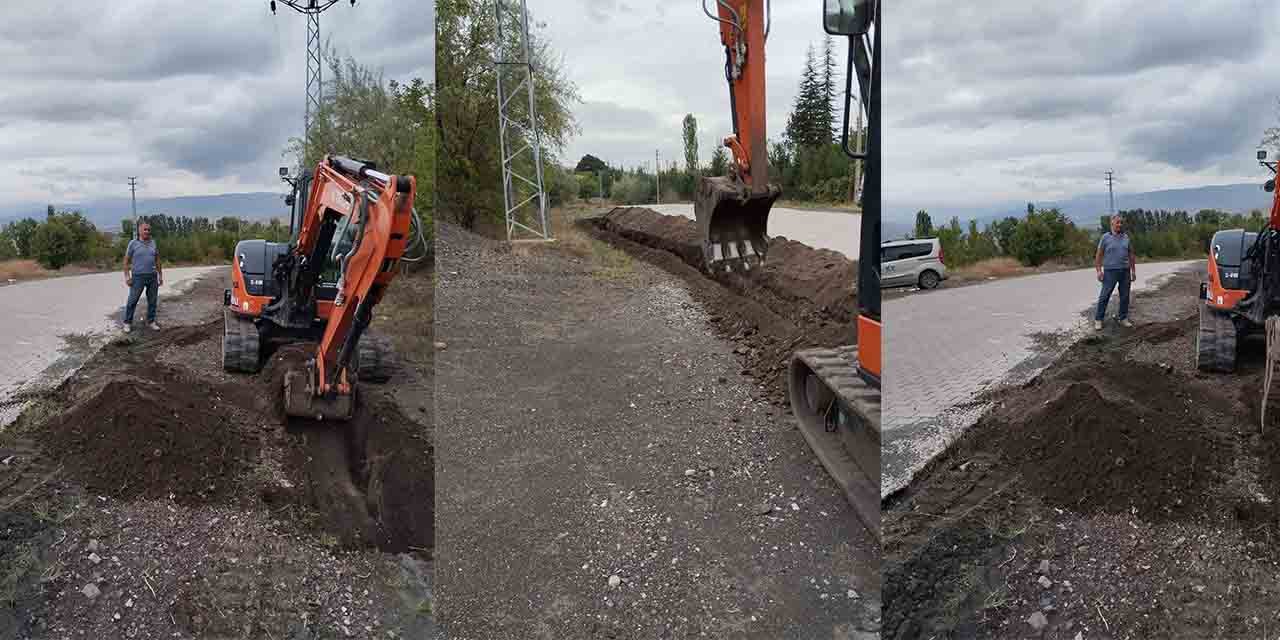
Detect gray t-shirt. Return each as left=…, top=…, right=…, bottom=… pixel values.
left=127, top=239, right=159, bottom=275
left=1098, top=231, right=1131, bottom=270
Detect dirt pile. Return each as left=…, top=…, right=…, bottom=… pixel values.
left=39, top=376, right=257, bottom=504
left=995, top=374, right=1231, bottom=519
left=594, top=206, right=857, bottom=328
left=587, top=207, right=856, bottom=404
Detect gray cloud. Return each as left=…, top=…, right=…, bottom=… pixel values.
left=0, top=0, right=433, bottom=208
left=885, top=0, right=1280, bottom=219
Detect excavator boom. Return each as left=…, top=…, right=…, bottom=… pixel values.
left=277, top=155, right=416, bottom=420
left=696, top=0, right=780, bottom=273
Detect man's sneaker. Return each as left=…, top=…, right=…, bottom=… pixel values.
left=1119, top=319, right=1134, bottom=328
left=1094, top=320, right=1103, bottom=331
left=148, top=322, right=161, bottom=330
left=123, top=324, right=132, bottom=333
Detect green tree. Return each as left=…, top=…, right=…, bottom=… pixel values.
left=785, top=44, right=829, bottom=149
left=3, top=218, right=39, bottom=258
left=574, top=154, right=608, bottom=173
left=709, top=146, right=729, bottom=177
left=820, top=35, right=837, bottom=142
left=913, top=210, right=933, bottom=238
left=682, top=113, right=700, bottom=178
left=436, top=0, right=579, bottom=231
left=31, top=220, right=77, bottom=269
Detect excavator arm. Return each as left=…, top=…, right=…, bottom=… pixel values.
left=696, top=0, right=781, bottom=273
left=279, top=155, right=416, bottom=420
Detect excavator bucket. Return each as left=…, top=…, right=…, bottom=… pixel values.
left=788, top=345, right=881, bottom=539
left=694, top=176, right=781, bottom=273
left=283, top=365, right=355, bottom=421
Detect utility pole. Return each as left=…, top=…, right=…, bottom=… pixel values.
left=1105, top=170, right=1116, bottom=216
left=270, top=0, right=355, bottom=146
left=128, top=177, right=138, bottom=239
left=655, top=150, right=661, bottom=204
left=598, top=171, right=604, bottom=200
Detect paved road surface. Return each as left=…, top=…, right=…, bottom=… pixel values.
left=882, top=260, right=1197, bottom=496
left=647, top=203, right=859, bottom=259
left=0, top=266, right=220, bottom=426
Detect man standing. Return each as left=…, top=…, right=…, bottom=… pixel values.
left=122, top=222, right=163, bottom=332
left=1094, top=214, right=1136, bottom=330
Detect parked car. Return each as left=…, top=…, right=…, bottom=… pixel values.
left=881, top=237, right=947, bottom=289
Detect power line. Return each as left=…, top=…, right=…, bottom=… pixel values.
left=269, top=0, right=355, bottom=145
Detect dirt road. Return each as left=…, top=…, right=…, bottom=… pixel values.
left=0, top=267, right=434, bottom=639
left=883, top=266, right=1280, bottom=638
left=435, top=221, right=877, bottom=639
left=0, top=266, right=219, bottom=426
left=882, top=260, right=1197, bottom=496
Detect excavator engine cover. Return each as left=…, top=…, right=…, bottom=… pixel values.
left=694, top=176, right=781, bottom=273
left=283, top=363, right=355, bottom=421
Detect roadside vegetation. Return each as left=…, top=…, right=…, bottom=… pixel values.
left=907, top=205, right=1266, bottom=272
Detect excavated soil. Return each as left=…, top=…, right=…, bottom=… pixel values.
left=588, top=206, right=856, bottom=405
left=0, top=269, right=434, bottom=639
left=882, top=267, right=1280, bottom=639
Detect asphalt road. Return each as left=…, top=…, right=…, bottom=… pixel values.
left=0, top=266, right=220, bottom=426
left=881, top=260, right=1198, bottom=496
left=646, top=203, right=859, bottom=259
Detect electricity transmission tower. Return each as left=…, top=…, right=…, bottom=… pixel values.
left=495, top=0, right=550, bottom=241
left=270, top=0, right=355, bottom=143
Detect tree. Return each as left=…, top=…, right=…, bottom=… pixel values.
left=575, top=154, right=608, bottom=173
left=3, top=218, right=39, bottom=259
left=682, top=114, right=700, bottom=178
left=914, top=210, right=934, bottom=238
left=821, top=35, right=837, bottom=142
left=31, top=220, right=76, bottom=269
left=709, top=146, right=729, bottom=177
left=436, top=0, right=579, bottom=231
left=785, top=43, right=832, bottom=149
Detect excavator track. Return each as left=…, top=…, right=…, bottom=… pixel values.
left=788, top=345, right=880, bottom=539
left=1196, top=303, right=1236, bottom=373
left=222, top=309, right=262, bottom=373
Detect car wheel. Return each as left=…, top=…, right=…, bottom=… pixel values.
left=919, top=270, right=941, bottom=289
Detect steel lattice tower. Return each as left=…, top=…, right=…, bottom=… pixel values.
left=271, top=0, right=353, bottom=142
left=495, top=0, right=550, bottom=240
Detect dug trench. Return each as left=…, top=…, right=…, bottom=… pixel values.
left=0, top=268, right=433, bottom=639
left=584, top=206, right=857, bottom=405
left=882, top=265, right=1280, bottom=639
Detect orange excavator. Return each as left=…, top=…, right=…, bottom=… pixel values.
left=700, top=0, right=880, bottom=536
left=223, top=155, right=416, bottom=420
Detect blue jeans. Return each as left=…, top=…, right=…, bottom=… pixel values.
left=124, top=272, right=158, bottom=324
left=1095, top=268, right=1130, bottom=321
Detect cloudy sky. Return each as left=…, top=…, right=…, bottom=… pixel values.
left=0, top=0, right=432, bottom=209
left=537, top=0, right=842, bottom=173
left=885, top=0, right=1280, bottom=221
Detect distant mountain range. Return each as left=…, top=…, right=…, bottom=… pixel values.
left=885, top=182, right=1274, bottom=240
left=0, top=192, right=291, bottom=231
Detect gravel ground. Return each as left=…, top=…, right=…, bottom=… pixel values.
left=434, top=222, right=877, bottom=639
left=0, top=267, right=434, bottom=640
